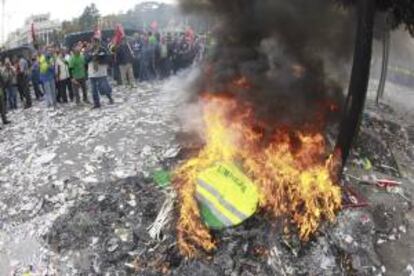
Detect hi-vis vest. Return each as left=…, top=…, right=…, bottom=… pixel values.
left=39, top=55, right=52, bottom=74
left=196, top=163, right=259, bottom=229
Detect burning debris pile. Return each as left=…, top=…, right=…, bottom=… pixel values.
left=173, top=0, right=355, bottom=257
left=174, top=95, right=342, bottom=256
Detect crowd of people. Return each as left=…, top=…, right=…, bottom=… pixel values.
left=0, top=31, right=209, bottom=130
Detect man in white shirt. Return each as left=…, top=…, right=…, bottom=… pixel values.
left=87, top=39, right=114, bottom=109
left=55, top=50, right=71, bottom=103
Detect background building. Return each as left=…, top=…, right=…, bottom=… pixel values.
left=4, top=13, right=61, bottom=48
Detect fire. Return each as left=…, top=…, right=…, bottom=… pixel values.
left=174, top=92, right=342, bottom=257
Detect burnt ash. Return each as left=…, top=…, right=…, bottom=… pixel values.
left=44, top=176, right=161, bottom=273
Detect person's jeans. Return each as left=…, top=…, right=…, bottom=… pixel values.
left=113, top=65, right=122, bottom=85
left=6, top=86, right=18, bottom=110
left=133, top=58, right=141, bottom=79
left=119, top=63, right=135, bottom=86
left=72, top=78, right=89, bottom=103
left=160, top=58, right=171, bottom=79
left=17, top=74, right=32, bottom=108
left=32, top=78, right=43, bottom=100
left=90, top=77, right=113, bottom=107
left=139, top=60, right=153, bottom=82
left=57, top=78, right=71, bottom=103
left=67, top=80, right=74, bottom=101
left=43, top=80, right=57, bottom=108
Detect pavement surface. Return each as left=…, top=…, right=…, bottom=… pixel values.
left=0, top=73, right=191, bottom=274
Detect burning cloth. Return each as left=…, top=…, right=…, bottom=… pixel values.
left=196, top=163, right=259, bottom=230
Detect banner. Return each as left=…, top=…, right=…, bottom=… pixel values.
left=112, top=24, right=125, bottom=46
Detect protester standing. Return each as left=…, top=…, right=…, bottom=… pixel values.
left=139, top=36, right=153, bottom=82
left=2, top=59, right=18, bottom=110
left=170, top=34, right=180, bottom=74
left=116, top=38, right=135, bottom=87
left=39, top=49, right=57, bottom=108
left=178, top=36, right=192, bottom=71
left=131, top=33, right=143, bottom=80
left=31, top=55, right=44, bottom=101
left=159, top=37, right=170, bottom=79
left=148, top=32, right=158, bottom=79
left=55, top=50, right=71, bottom=103
left=64, top=50, right=74, bottom=101
left=194, top=36, right=206, bottom=64
left=87, top=39, right=114, bottom=109
left=17, top=55, right=32, bottom=109
left=0, top=70, right=11, bottom=128
left=12, top=58, right=24, bottom=102
left=69, top=46, right=90, bottom=104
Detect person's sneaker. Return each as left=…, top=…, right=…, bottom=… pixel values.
left=108, top=98, right=114, bottom=105
left=3, top=120, right=11, bottom=125
left=92, top=105, right=101, bottom=109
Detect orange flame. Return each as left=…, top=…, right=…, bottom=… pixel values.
left=174, top=93, right=342, bottom=257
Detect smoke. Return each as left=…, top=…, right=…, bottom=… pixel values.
left=180, top=0, right=356, bottom=131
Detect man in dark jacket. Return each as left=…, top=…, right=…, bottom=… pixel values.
left=0, top=72, right=11, bottom=129
left=116, top=38, right=135, bottom=87
left=17, top=55, right=32, bottom=109
left=131, top=34, right=143, bottom=79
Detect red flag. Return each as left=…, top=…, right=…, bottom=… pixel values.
left=93, top=26, right=102, bottom=40
left=112, top=24, right=125, bottom=46
left=150, top=20, right=158, bottom=31
left=185, top=26, right=195, bottom=45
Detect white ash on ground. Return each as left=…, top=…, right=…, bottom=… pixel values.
left=0, top=77, right=184, bottom=275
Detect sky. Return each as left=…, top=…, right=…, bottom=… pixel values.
left=1, top=0, right=176, bottom=42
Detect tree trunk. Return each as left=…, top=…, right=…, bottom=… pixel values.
left=376, top=28, right=390, bottom=104
left=336, top=0, right=376, bottom=171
